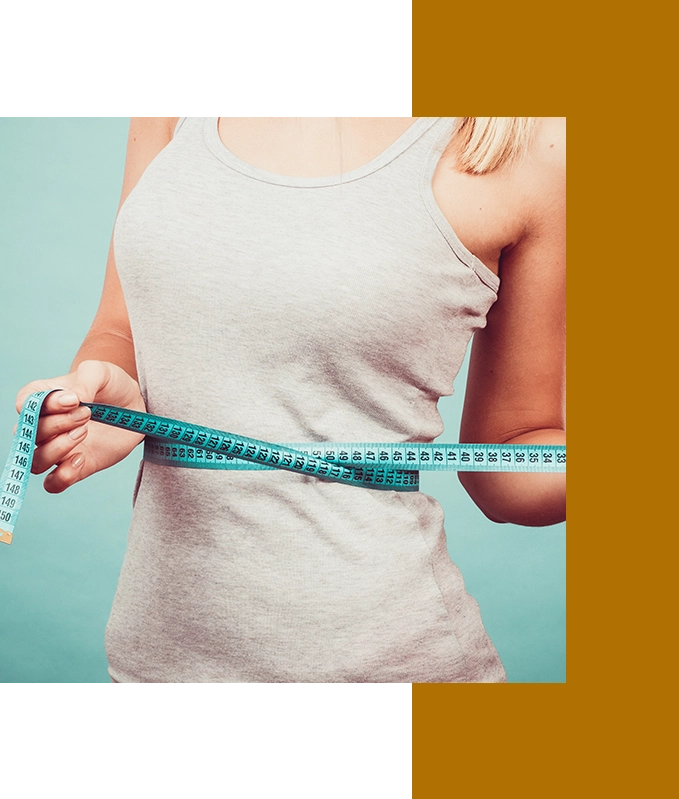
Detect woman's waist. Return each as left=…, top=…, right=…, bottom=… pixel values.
left=132, top=460, right=445, bottom=551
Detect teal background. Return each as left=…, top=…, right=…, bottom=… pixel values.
left=0, top=118, right=565, bottom=683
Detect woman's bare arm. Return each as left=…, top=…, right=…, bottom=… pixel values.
left=459, top=118, right=566, bottom=527
left=71, top=117, right=180, bottom=379
left=15, top=118, right=180, bottom=492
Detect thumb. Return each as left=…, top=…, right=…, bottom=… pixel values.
left=15, top=378, right=67, bottom=414
left=68, top=360, right=112, bottom=405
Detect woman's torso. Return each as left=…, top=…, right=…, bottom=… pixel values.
left=106, top=117, right=509, bottom=683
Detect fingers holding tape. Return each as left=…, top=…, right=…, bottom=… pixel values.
left=15, top=382, right=68, bottom=415
left=31, top=425, right=89, bottom=475
left=34, top=405, right=91, bottom=445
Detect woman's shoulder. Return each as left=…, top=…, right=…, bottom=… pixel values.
left=512, top=117, right=566, bottom=236
left=525, top=117, right=566, bottom=167
left=465, top=117, right=565, bottom=247
left=520, top=117, right=565, bottom=189
left=471, top=117, right=565, bottom=215
left=432, top=118, right=565, bottom=272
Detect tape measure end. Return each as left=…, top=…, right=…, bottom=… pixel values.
left=0, top=529, right=13, bottom=546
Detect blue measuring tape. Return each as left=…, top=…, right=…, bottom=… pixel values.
left=2, top=390, right=566, bottom=545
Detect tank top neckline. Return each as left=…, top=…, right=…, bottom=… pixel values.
left=203, top=117, right=441, bottom=188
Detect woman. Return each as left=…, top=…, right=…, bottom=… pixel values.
left=16, top=117, right=565, bottom=682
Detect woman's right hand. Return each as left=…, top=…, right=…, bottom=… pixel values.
left=15, top=360, right=146, bottom=493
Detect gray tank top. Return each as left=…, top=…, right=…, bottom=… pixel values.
left=108, top=117, right=506, bottom=682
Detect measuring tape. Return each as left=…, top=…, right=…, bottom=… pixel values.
left=2, top=390, right=566, bottom=545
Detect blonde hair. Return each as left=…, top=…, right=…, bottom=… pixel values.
left=448, top=117, right=538, bottom=175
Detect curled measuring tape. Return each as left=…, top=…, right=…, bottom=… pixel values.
left=2, top=390, right=566, bottom=545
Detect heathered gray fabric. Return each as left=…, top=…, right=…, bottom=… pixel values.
left=107, top=117, right=506, bottom=683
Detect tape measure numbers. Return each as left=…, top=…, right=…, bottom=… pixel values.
left=1, top=390, right=49, bottom=545
left=2, top=391, right=566, bottom=545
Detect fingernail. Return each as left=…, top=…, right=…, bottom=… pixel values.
left=57, top=392, right=79, bottom=407
left=69, top=406, right=90, bottom=422
left=71, top=454, right=84, bottom=468
left=69, top=424, right=88, bottom=440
